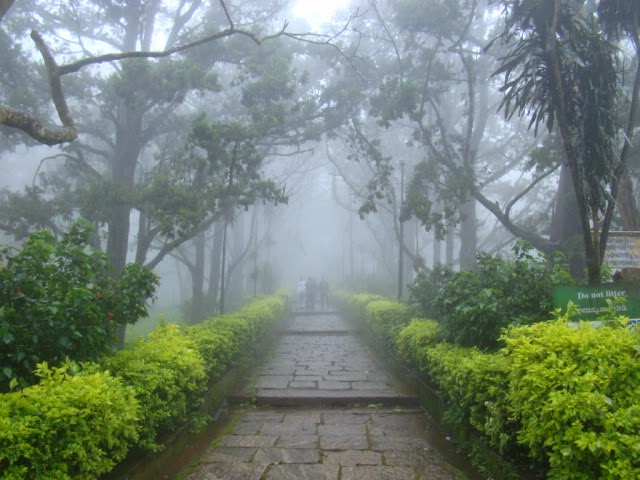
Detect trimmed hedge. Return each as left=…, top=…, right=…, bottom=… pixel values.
left=337, top=292, right=411, bottom=347
left=0, top=294, right=288, bottom=478
left=395, top=318, right=440, bottom=371
left=0, top=362, right=139, bottom=480
left=340, top=292, right=640, bottom=480
left=104, top=324, right=207, bottom=451
left=502, top=318, right=640, bottom=480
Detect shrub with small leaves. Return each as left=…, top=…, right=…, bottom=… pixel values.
left=0, top=361, right=139, bottom=480
left=395, top=318, right=440, bottom=372
left=104, top=324, right=206, bottom=451
left=364, top=300, right=412, bottom=346
left=502, top=317, right=640, bottom=479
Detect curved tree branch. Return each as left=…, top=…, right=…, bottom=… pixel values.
left=473, top=188, right=557, bottom=255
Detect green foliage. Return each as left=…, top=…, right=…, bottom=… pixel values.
left=0, top=361, right=138, bottom=479
left=104, top=324, right=206, bottom=451
left=502, top=318, right=640, bottom=479
left=184, top=326, right=233, bottom=381
left=335, top=291, right=387, bottom=324
left=407, top=265, right=450, bottom=318
left=182, top=116, right=288, bottom=213
left=105, top=295, right=287, bottom=451
left=105, top=58, right=220, bottom=112
left=186, top=296, right=286, bottom=380
left=492, top=0, right=622, bottom=283
left=364, top=300, right=412, bottom=346
left=0, top=293, right=288, bottom=480
left=395, top=318, right=440, bottom=370
left=0, top=185, right=74, bottom=240
left=0, top=220, right=158, bottom=389
left=420, top=343, right=514, bottom=452
left=415, top=243, right=571, bottom=350
left=344, top=287, right=640, bottom=479
left=369, top=77, right=419, bottom=128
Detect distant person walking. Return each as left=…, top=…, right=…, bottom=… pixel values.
left=296, top=277, right=306, bottom=310
left=318, top=277, right=329, bottom=309
left=305, top=277, right=317, bottom=311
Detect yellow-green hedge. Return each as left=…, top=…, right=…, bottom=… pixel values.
left=340, top=292, right=640, bottom=479
left=0, top=362, right=138, bottom=479
left=0, top=294, right=288, bottom=478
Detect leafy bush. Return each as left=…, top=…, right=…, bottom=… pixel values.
left=335, top=291, right=389, bottom=330
left=415, top=243, right=571, bottom=350
left=104, top=324, right=206, bottom=451
left=0, top=294, right=289, bottom=479
left=395, top=318, right=440, bottom=371
left=364, top=300, right=412, bottom=345
left=184, top=327, right=233, bottom=381
left=0, top=361, right=138, bottom=479
left=407, top=265, right=450, bottom=318
left=0, top=220, right=158, bottom=389
left=420, top=343, right=512, bottom=447
left=502, top=317, right=640, bottom=479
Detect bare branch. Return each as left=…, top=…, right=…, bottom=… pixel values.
left=56, top=27, right=262, bottom=76
left=504, top=164, right=560, bottom=219
left=0, top=104, right=77, bottom=145
left=219, top=0, right=234, bottom=29
left=30, top=31, right=76, bottom=131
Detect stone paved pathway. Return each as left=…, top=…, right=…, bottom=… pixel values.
left=183, top=312, right=474, bottom=480
left=233, top=313, right=416, bottom=406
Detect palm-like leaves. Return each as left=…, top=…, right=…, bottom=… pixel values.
left=492, top=0, right=621, bottom=283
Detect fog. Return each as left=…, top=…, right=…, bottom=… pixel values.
left=2, top=0, right=638, bottom=318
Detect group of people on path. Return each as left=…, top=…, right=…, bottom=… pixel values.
left=296, top=276, right=329, bottom=311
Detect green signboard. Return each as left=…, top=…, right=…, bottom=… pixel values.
left=552, top=284, right=640, bottom=325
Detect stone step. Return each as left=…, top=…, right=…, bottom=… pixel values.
left=230, top=389, right=419, bottom=407
left=279, top=330, right=358, bottom=335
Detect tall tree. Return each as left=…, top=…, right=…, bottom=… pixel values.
left=492, top=0, right=637, bottom=283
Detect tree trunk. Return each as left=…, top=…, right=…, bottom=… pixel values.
left=108, top=8, right=145, bottom=346
left=207, top=220, right=224, bottom=304
left=227, top=212, right=245, bottom=307
left=549, top=163, right=585, bottom=278
left=190, top=230, right=206, bottom=324
left=433, top=231, right=442, bottom=267
left=446, top=221, right=455, bottom=266
left=458, top=197, right=477, bottom=270
left=617, top=174, right=640, bottom=231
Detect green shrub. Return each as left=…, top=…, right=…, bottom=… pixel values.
left=0, top=220, right=158, bottom=389
left=502, top=318, right=640, bottom=479
left=104, top=324, right=206, bottom=451
left=407, top=265, right=450, bottom=318
left=184, top=327, right=233, bottom=381
left=421, top=343, right=512, bottom=446
left=336, top=292, right=386, bottom=324
left=364, top=300, right=412, bottom=346
left=204, top=315, right=255, bottom=357
left=422, top=243, right=571, bottom=350
left=0, top=294, right=288, bottom=478
left=0, top=361, right=138, bottom=479
left=395, top=318, right=440, bottom=371
left=186, top=296, right=286, bottom=380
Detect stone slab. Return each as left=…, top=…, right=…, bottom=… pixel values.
left=264, top=464, right=339, bottom=480
left=341, top=465, right=415, bottom=480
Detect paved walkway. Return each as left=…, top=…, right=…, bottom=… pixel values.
left=240, top=314, right=415, bottom=406
left=183, top=313, right=472, bottom=480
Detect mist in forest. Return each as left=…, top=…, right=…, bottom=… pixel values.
left=2, top=0, right=639, bottom=319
